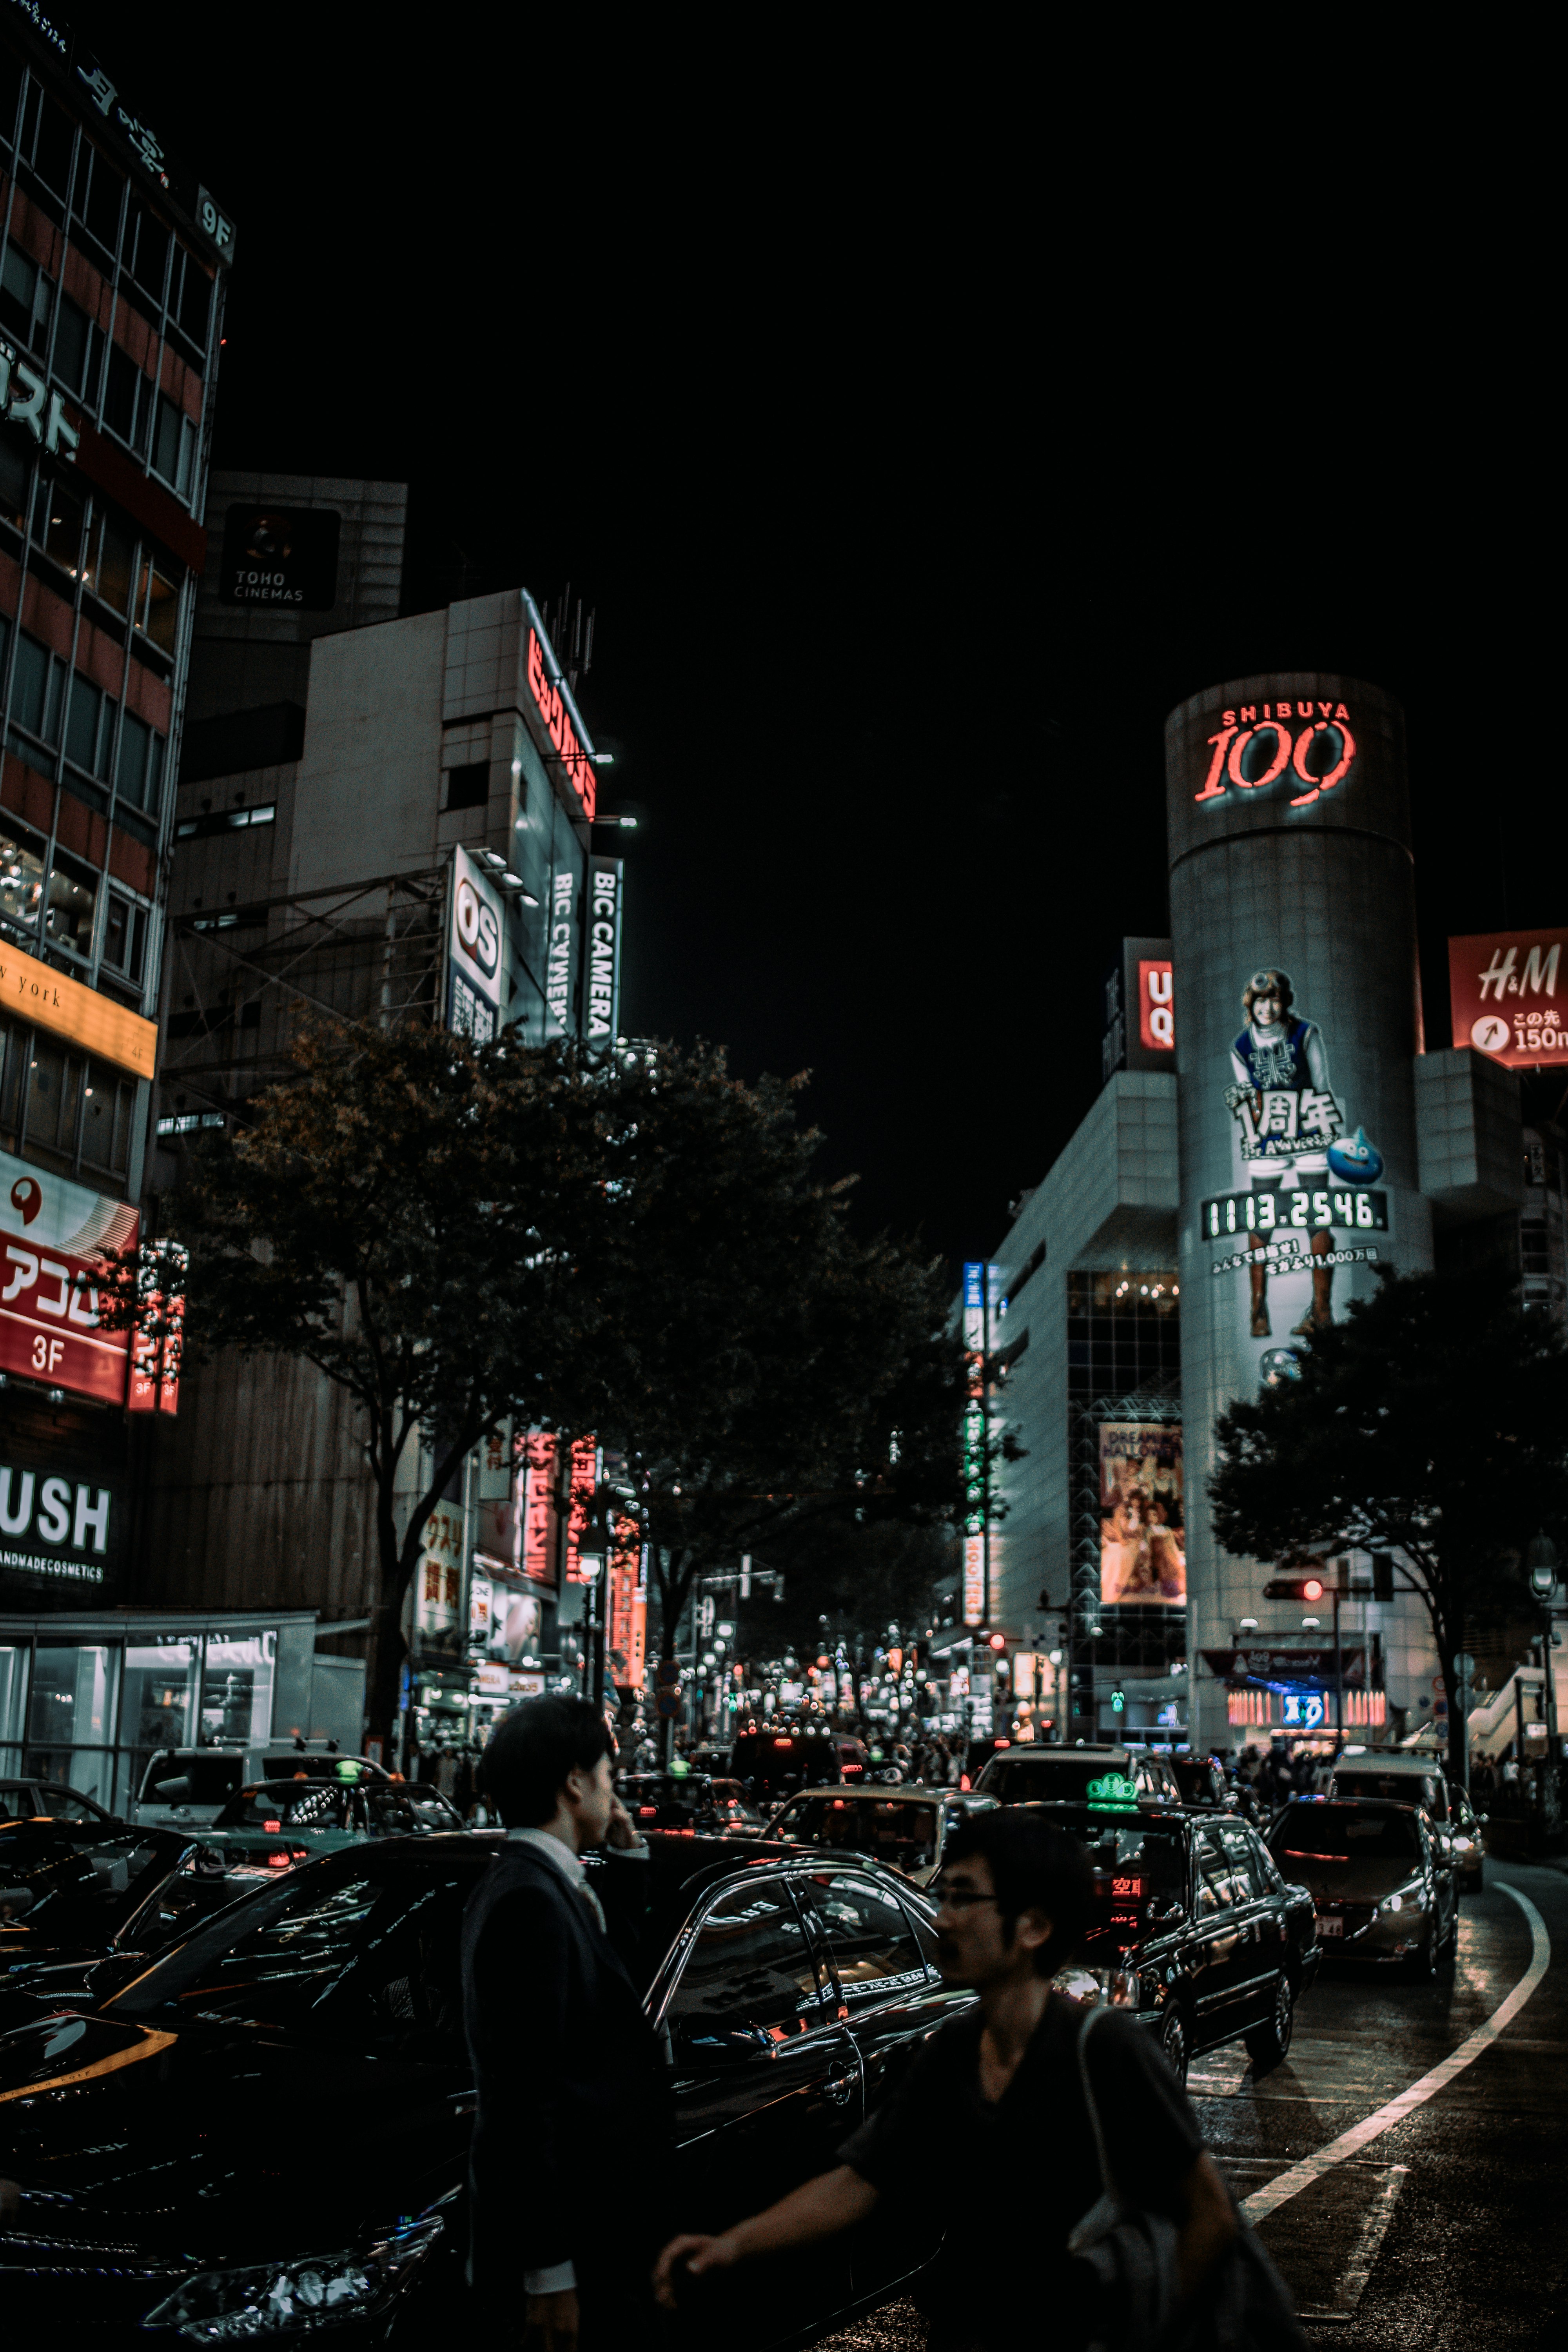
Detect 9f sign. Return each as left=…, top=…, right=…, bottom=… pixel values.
left=1195, top=699, right=1356, bottom=809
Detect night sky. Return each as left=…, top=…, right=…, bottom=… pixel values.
left=80, top=7, right=1543, bottom=1270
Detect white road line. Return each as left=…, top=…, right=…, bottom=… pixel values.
left=1241, top=1882, right=1550, bottom=2223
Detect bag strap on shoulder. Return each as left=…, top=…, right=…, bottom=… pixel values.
left=1076, top=2002, right=1115, bottom=2202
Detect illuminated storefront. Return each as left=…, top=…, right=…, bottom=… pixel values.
left=0, top=1607, right=323, bottom=1811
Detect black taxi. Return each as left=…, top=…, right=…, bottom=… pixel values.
left=1022, top=1799, right=1321, bottom=2083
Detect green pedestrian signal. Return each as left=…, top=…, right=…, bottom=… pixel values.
left=1111, top=1686, right=1125, bottom=1714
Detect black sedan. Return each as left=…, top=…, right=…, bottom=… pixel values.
left=0, top=1779, right=118, bottom=1825
left=617, top=1771, right=766, bottom=1836
left=1020, top=1800, right=1320, bottom=2082
left=1266, top=1797, right=1458, bottom=1974
left=0, top=1820, right=246, bottom=2019
left=0, top=1833, right=971, bottom=2345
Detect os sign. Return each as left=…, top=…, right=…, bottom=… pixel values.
left=448, top=848, right=504, bottom=1044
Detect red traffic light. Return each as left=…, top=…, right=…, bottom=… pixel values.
left=1262, top=1569, right=1342, bottom=1602
left=1302, top=1579, right=1324, bottom=1602
left=988, top=1633, right=1007, bottom=1651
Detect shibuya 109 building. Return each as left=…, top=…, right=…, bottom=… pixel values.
left=970, top=674, right=1534, bottom=1757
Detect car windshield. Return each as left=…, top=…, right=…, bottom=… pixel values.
left=109, top=1850, right=472, bottom=2049
left=979, top=1757, right=1132, bottom=1803
left=1272, top=1804, right=1421, bottom=1862
left=1074, top=1822, right=1188, bottom=1949
left=140, top=1753, right=247, bottom=1808
left=0, top=1825, right=178, bottom=1939
left=730, top=1735, right=840, bottom=1798
left=1333, top=1771, right=1445, bottom=1817
left=771, top=1797, right=939, bottom=1872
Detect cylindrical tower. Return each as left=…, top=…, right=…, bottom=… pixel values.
left=1165, top=673, right=1432, bottom=1753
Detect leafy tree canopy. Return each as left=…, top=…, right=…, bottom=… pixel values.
left=1210, top=1260, right=1568, bottom=1772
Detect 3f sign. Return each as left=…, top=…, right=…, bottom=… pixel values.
left=31, top=1336, right=65, bottom=1373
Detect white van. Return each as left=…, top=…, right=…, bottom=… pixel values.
left=133, top=1743, right=388, bottom=1828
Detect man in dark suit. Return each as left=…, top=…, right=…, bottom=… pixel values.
left=462, top=1695, right=667, bottom=2351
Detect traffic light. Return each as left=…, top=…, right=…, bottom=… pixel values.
left=1262, top=1570, right=1345, bottom=1602
left=1111, top=1686, right=1125, bottom=1715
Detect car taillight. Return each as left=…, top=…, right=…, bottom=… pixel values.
left=639, top=1806, right=657, bottom=1817
left=263, top=1819, right=281, bottom=1831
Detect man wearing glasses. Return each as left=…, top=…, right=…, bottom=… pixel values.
left=653, top=1811, right=1237, bottom=2351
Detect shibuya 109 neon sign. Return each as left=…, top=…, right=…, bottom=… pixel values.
left=1195, top=697, right=1356, bottom=810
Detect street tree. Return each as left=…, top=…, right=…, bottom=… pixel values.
left=586, top=1047, right=974, bottom=1741
left=1209, top=1261, right=1568, bottom=1775
left=147, top=1021, right=626, bottom=1750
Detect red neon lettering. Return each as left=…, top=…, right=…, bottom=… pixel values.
left=527, top=628, right=548, bottom=708
left=1227, top=722, right=1292, bottom=790
left=1290, top=719, right=1355, bottom=800
left=526, top=627, right=597, bottom=820
left=1196, top=728, right=1235, bottom=801
left=1318, top=702, right=1331, bottom=717
left=1334, top=703, right=1349, bottom=720
left=1222, top=709, right=1236, bottom=727
left=1239, top=706, right=1256, bottom=724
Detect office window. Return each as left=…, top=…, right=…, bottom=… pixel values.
left=45, top=849, right=98, bottom=962
left=8, top=629, right=65, bottom=752
left=21, top=82, right=74, bottom=195
left=445, top=762, right=489, bottom=811
left=116, top=710, right=167, bottom=815
left=0, top=56, right=21, bottom=151
left=103, top=346, right=147, bottom=451
left=151, top=397, right=194, bottom=500
left=0, top=816, right=45, bottom=944
left=102, top=892, right=149, bottom=985
left=25, top=1034, right=83, bottom=1167
left=79, top=1057, right=136, bottom=1180
left=127, top=203, right=170, bottom=304
left=169, top=244, right=211, bottom=358
left=33, top=474, right=84, bottom=570
left=0, top=437, right=27, bottom=533
left=52, top=294, right=101, bottom=402
left=0, top=243, right=51, bottom=350
left=64, top=674, right=118, bottom=781
left=76, top=147, right=125, bottom=258
left=82, top=510, right=135, bottom=612
left=135, top=558, right=180, bottom=654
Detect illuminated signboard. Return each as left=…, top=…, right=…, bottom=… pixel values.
left=1200, top=1189, right=1388, bottom=1240
left=1139, top=960, right=1173, bottom=1052
left=1193, top=697, right=1356, bottom=810
left=0, top=1148, right=138, bottom=1404
left=447, top=846, right=504, bottom=1043
left=521, top=596, right=597, bottom=823
left=1101, top=938, right=1173, bottom=1083
left=1085, top=1772, right=1140, bottom=1811
left=584, top=857, right=623, bottom=1042
left=127, top=1237, right=186, bottom=1415
left=219, top=505, right=340, bottom=610
left=0, top=940, right=157, bottom=1079
left=1098, top=1422, right=1184, bottom=1607
left=0, top=1448, right=118, bottom=1589
left=608, top=1514, right=647, bottom=1690
left=1448, top=929, right=1568, bottom=1068
left=545, top=869, right=577, bottom=1037
left=962, top=1262, right=987, bottom=1626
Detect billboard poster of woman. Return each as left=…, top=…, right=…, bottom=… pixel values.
left=1099, top=1423, right=1185, bottom=1605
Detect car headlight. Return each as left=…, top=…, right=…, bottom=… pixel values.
left=142, top=2207, right=448, bottom=2341
left=1379, top=1880, right=1426, bottom=1916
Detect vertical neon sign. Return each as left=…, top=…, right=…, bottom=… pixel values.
left=962, top=1261, right=987, bottom=1626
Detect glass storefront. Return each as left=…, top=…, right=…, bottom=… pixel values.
left=0, top=1615, right=309, bottom=1814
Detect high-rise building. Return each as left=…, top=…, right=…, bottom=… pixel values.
left=0, top=8, right=231, bottom=1622
left=967, top=674, right=1529, bottom=1756
left=141, top=482, right=628, bottom=1765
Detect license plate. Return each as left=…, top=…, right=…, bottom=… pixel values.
left=1318, top=1916, right=1343, bottom=1938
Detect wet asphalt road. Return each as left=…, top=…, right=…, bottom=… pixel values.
left=811, top=1859, right=1568, bottom=2352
